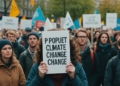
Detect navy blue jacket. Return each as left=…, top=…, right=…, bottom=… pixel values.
left=25, top=62, right=88, bottom=86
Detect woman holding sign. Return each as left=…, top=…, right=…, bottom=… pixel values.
left=25, top=32, right=88, bottom=86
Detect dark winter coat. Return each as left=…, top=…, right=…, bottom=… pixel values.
left=95, top=44, right=117, bottom=77
left=81, top=47, right=101, bottom=86
left=25, top=62, right=88, bottom=86
left=19, top=49, right=34, bottom=79
left=104, top=51, right=120, bottom=86
left=12, top=40, right=25, bottom=60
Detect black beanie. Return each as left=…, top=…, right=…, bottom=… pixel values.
left=0, top=39, right=13, bottom=50
left=27, top=32, right=39, bottom=40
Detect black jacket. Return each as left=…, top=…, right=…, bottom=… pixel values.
left=95, top=44, right=117, bottom=77
left=12, top=40, right=25, bottom=60
left=81, top=47, right=101, bottom=86
left=104, top=51, right=120, bottom=86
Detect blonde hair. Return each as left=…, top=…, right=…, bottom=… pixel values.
left=6, top=30, right=16, bottom=37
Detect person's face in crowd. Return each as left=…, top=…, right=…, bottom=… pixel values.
left=107, top=30, right=113, bottom=37
left=15, top=31, right=20, bottom=38
left=115, top=33, right=120, bottom=41
left=0, top=45, right=12, bottom=59
left=76, top=32, right=88, bottom=46
left=95, top=32, right=100, bottom=39
left=7, top=34, right=16, bottom=43
left=100, top=34, right=108, bottom=44
left=28, top=35, right=38, bottom=48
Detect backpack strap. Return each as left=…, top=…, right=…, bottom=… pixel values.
left=90, top=49, right=94, bottom=70
left=93, top=45, right=97, bottom=52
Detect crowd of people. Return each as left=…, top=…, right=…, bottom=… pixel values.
left=0, top=27, right=120, bottom=86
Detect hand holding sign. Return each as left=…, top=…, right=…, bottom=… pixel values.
left=38, top=62, right=48, bottom=79
left=66, top=62, right=75, bottom=79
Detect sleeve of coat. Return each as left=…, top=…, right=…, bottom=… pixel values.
left=19, top=52, right=26, bottom=74
left=19, top=64, right=26, bottom=86
left=25, top=63, right=45, bottom=86
left=91, top=53, right=101, bottom=86
left=67, top=63, right=88, bottom=86
left=104, top=59, right=113, bottom=86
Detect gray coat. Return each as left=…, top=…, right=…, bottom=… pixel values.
left=19, top=48, right=34, bottom=79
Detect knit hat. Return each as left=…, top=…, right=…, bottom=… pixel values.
left=25, top=27, right=32, bottom=32
left=0, top=39, right=13, bottom=50
left=27, top=32, right=39, bottom=40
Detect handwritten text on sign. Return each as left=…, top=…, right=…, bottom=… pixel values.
left=42, top=31, right=70, bottom=74
left=83, top=14, right=101, bottom=28
left=2, top=16, right=18, bottom=30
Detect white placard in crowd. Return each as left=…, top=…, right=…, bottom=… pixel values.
left=20, top=20, right=32, bottom=29
left=60, top=17, right=65, bottom=28
left=0, top=21, right=2, bottom=30
left=2, top=16, right=18, bottom=30
left=44, top=18, right=53, bottom=31
left=51, top=23, right=57, bottom=28
left=102, top=26, right=107, bottom=30
left=106, top=13, right=117, bottom=28
left=83, top=14, right=101, bottom=28
left=42, top=31, right=70, bottom=74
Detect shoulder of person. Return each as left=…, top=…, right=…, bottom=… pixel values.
left=20, top=50, right=27, bottom=57
left=108, top=56, right=118, bottom=64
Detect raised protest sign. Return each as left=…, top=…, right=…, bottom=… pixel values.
left=35, top=20, right=45, bottom=29
left=2, top=16, right=18, bottom=30
left=83, top=14, right=101, bottom=28
left=106, top=13, right=117, bottom=28
left=42, top=31, right=70, bottom=74
left=20, top=20, right=32, bottom=29
left=0, top=21, right=2, bottom=30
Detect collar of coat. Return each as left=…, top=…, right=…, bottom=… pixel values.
left=0, top=56, right=19, bottom=69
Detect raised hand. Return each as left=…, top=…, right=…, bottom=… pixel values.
left=38, top=61, right=48, bottom=79
left=66, top=62, right=75, bottom=79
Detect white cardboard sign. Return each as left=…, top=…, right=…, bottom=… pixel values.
left=20, top=20, right=32, bottom=29
left=0, top=21, right=2, bottom=30
left=83, top=14, right=101, bottom=28
left=106, top=13, right=117, bottom=28
left=2, top=16, right=18, bottom=30
left=51, top=23, right=57, bottom=28
left=42, top=31, right=70, bottom=74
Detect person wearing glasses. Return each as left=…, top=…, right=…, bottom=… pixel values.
left=75, top=29, right=100, bottom=86
left=94, top=32, right=117, bottom=86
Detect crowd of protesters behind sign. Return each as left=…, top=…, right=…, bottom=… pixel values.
left=0, top=27, right=120, bottom=86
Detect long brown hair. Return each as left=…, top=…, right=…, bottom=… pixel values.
left=34, top=32, right=81, bottom=64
